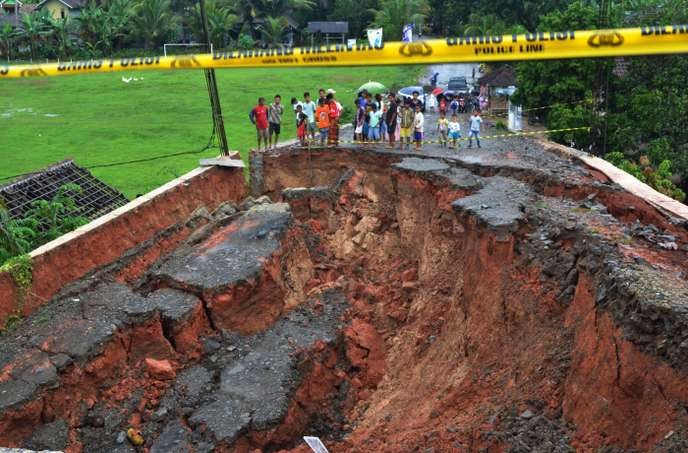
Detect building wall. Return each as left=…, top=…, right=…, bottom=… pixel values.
left=42, top=0, right=69, bottom=19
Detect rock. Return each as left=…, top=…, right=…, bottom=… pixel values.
left=189, top=399, right=251, bottom=443
left=145, top=358, right=176, bottom=380
left=212, top=202, right=238, bottom=219
left=519, top=409, right=534, bottom=419
left=116, top=431, right=127, bottom=444
left=150, top=419, right=192, bottom=453
left=0, top=379, right=37, bottom=411
left=26, top=419, right=68, bottom=451
left=203, top=338, right=221, bottom=353
left=658, top=241, right=678, bottom=250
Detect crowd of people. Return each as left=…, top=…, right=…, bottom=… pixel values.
left=248, top=87, right=485, bottom=151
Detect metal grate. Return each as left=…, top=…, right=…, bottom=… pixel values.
left=0, top=160, right=129, bottom=221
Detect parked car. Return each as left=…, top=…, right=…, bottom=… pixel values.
left=398, top=86, right=426, bottom=111
left=447, top=76, right=470, bottom=94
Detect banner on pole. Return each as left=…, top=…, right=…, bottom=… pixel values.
left=367, top=28, right=383, bottom=47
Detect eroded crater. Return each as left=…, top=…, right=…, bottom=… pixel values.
left=1, top=144, right=688, bottom=452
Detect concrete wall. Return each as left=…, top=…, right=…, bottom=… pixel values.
left=0, top=165, right=246, bottom=325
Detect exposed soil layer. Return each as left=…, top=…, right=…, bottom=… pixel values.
left=1, top=142, right=688, bottom=452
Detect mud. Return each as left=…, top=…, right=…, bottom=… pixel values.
left=1, top=139, right=688, bottom=452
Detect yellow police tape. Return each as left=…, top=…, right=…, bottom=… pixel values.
left=1, top=25, right=687, bottom=78
left=300, top=126, right=591, bottom=146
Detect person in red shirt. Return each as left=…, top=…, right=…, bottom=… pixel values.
left=249, top=97, right=269, bottom=150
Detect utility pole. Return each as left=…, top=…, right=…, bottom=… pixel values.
left=199, top=0, right=230, bottom=156
left=594, top=0, right=612, bottom=156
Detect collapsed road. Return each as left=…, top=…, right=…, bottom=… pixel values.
left=0, top=134, right=687, bottom=452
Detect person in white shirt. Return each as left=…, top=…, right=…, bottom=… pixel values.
left=468, top=110, right=483, bottom=148
left=448, top=114, right=461, bottom=149
left=301, top=91, right=317, bottom=141
left=413, top=104, right=424, bottom=150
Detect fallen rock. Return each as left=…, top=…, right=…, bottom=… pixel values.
left=145, top=358, right=176, bottom=380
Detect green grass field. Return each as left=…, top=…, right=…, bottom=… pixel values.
left=0, top=66, right=421, bottom=198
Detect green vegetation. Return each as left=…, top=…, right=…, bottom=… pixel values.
left=0, top=66, right=420, bottom=197
left=0, top=184, right=89, bottom=266
left=0, top=254, right=33, bottom=331
left=512, top=0, right=688, bottom=201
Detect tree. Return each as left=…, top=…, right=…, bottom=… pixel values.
left=0, top=23, right=16, bottom=61
left=133, top=0, right=179, bottom=49
left=20, top=10, right=51, bottom=61
left=259, top=15, right=287, bottom=45
left=50, top=16, right=75, bottom=58
left=511, top=1, right=601, bottom=150
left=329, top=0, right=377, bottom=38
left=189, top=0, right=237, bottom=47
left=370, top=0, right=429, bottom=41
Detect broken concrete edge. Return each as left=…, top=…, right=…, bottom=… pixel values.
left=199, top=154, right=245, bottom=168
left=536, top=138, right=688, bottom=223
left=0, top=164, right=246, bottom=327
left=29, top=166, right=212, bottom=257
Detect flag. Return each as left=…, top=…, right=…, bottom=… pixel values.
left=402, top=24, right=413, bottom=42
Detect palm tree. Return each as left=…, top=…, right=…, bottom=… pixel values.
left=371, top=0, right=429, bottom=41
left=77, top=2, right=106, bottom=52
left=0, top=23, right=16, bottom=62
left=461, top=13, right=507, bottom=37
left=258, top=15, right=287, bottom=45
left=104, top=0, right=135, bottom=52
left=50, top=16, right=74, bottom=58
left=20, top=11, right=50, bottom=61
left=190, top=0, right=237, bottom=47
left=133, top=0, right=179, bottom=49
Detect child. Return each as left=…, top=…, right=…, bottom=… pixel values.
left=437, top=111, right=449, bottom=147
left=315, top=98, right=330, bottom=145
left=468, top=110, right=482, bottom=148
left=368, top=104, right=382, bottom=142
left=448, top=114, right=461, bottom=149
left=450, top=95, right=459, bottom=116
left=413, top=104, right=424, bottom=150
left=296, top=104, right=307, bottom=146
left=399, top=101, right=414, bottom=150
left=439, top=95, right=447, bottom=115
left=302, top=92, right=317, bottom=141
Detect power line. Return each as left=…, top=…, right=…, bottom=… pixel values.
left=0, top=128, right=217, bottom=183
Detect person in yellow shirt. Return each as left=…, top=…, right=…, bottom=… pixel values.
left=399, top=100, right=414, bottom=150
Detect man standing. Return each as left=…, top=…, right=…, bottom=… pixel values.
left=385, top=94, right=398, bottom=149
left=268, top=94, right=284, bottom=149
left=249, top=97, right=269, bottom=150
left=468, top=110, right=483, bottom=148
left=302, top=92, right=317, bottom=141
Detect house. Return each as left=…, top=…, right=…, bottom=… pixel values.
left=477, top=64, right=517, bottom=114
left=0, top=160, right=129, bottom=221
left=35, top=0, right=86, bottom=20
left=0, top=0, right=36, bottom=28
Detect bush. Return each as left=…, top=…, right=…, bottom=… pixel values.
left=0, top=184, right=89, bottom=267
left=604, top=152, right=686, bottom=202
